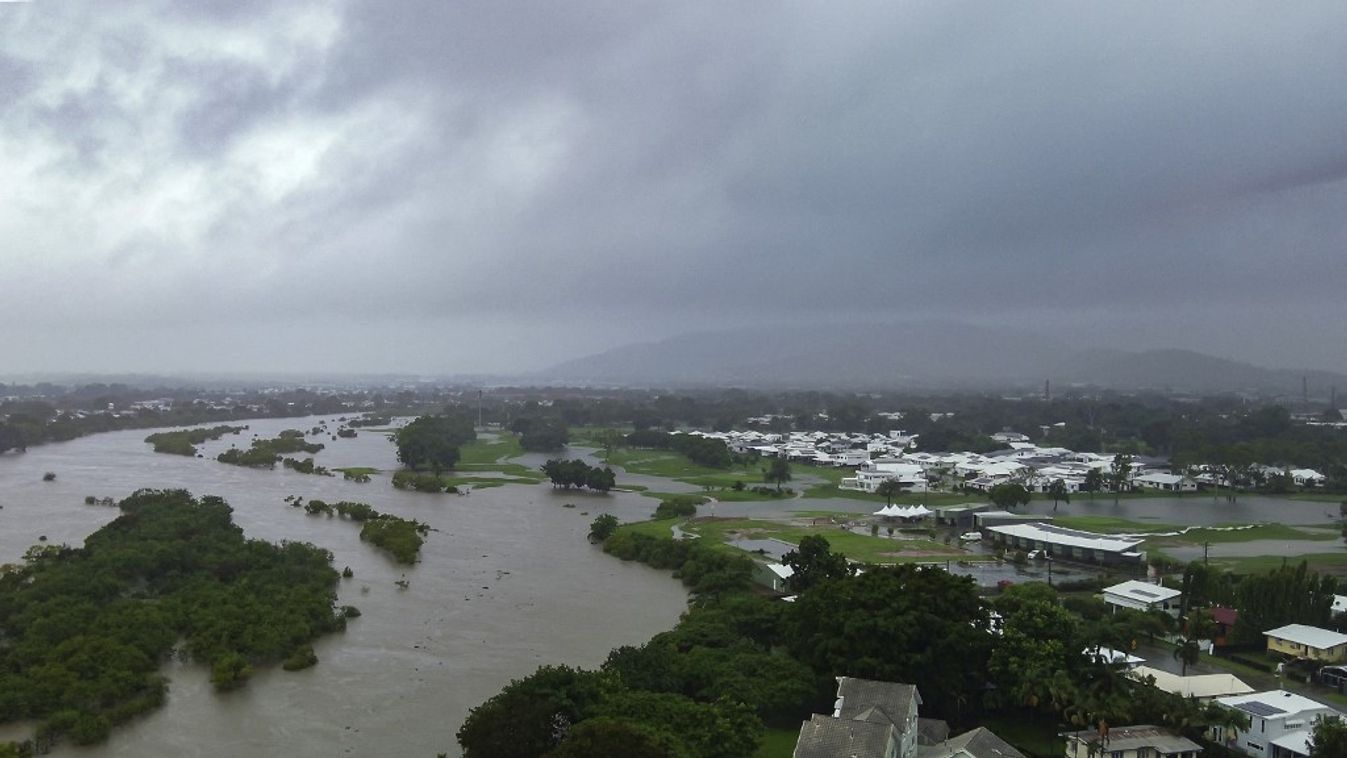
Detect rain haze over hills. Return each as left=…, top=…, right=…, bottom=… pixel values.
left=2, top=2, right=1345, bottom=385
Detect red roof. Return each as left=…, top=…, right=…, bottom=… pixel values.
left=1209, top=606, right=1239, bottom=626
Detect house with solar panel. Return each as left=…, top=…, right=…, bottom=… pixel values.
left=1264, top=624, right=1347, bottom=663
left=1102, top=580, right=1183, bottom=618
left=1212, top=690, right=1341, bottom=758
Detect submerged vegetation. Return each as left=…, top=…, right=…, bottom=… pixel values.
left=391, top=470, right=461, bottom=493
left=541, top=458, right=616, bottom=492
left=217, top=430, right=325, bottom=468
left=143, top=425, right=247, bottom=456
left=287, top=498, right=429, bottom=564
left=282, top=457, right=332, bottom=476
left=0, top=490, right=346, bottom=753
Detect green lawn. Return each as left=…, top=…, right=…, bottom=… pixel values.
left=1207, top=552, right=1347, bottom=574
left=1164, top=523, right=1339, bottom=544
left=1045, top=515, right=1181, bottom=534
left=754, top=727, right=800, bottom=758
left=613, top=518, right=683, bottom=539
left=682, top=517, right=977, bottom=564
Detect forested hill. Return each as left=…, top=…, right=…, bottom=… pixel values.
left=539, top=323, right=1347, bottom=394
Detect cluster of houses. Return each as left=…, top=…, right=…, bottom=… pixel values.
left=678, top=428, right=1329, bottom=495
left=790, top=588, right=1347, bottom=758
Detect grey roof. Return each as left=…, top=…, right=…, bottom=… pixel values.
left=794, top=715, right=895, bottom=758
left=919, top=727, right=1026, bottom=758
left=835, top=677, right=920, bottom=728
left=918, top=718, right=951, bottom=746
left=1062, top=725, right=1202, bottom=755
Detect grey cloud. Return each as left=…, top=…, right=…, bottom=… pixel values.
left=1, top=0, right=1346, bottom=375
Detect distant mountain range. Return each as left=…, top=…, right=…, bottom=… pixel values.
left=538, top=322, right=1347, bottom=395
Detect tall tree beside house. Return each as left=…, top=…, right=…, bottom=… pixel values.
left=875, top=479, right=903, bottom=506
left=1110, top=454, right=1133, bottom=504
left=781, top=535, right=852, bottom=593
left=1082, top=468, right=1104, bottom=500
left=786, top=564, right=991, bottom=722
left=1309, top=714, right=1347, bottom=758
left=1230, top=560, right=1338, bottom=646
left=764, top=458, right=792, bottom=492
left=1047, top=478, right=1070, bottom=511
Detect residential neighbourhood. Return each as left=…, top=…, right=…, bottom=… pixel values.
left=679, top=428, right=1327, bottom=497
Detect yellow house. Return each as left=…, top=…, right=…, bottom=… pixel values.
left=1265, top=624, right=1347, bottom=662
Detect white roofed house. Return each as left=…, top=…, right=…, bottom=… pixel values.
left=841, top=461, right=929, bottom=493
left=1103, top=580, right=1182, bottom=618
left=984, top=522, right=1146, bottom=567
left=1133, top=473, right=1199, bottom=493
left=1213, top=690, right=1341, bottom=758
left=1265, top=624, right=1347, bottom=663
left=1288, top=469, right=1325, bottom=488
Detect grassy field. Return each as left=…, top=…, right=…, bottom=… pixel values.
left=1159, top=523, right=1339, bottom=544
left=682, top=517, right=975, bottom=564
left=1206, top=552, right=1347, bottom=574
left=754, top=727, right=799, bottom=758
left=1049, top=515, right=1182, bottom=533
left=612, top=518, right=683, bottom=539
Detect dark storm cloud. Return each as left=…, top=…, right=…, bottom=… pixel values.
left=1, top=0, right=1345, bottom=374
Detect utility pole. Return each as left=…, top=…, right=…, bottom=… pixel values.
left=1203, top=541, right=1210, bottom=565
left=477, top=389, right=483, bottom=429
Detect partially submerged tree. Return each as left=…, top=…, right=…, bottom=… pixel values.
left=764, top=458, right=792, bottom=492
left=1047, top=478, right=1070, bottom=511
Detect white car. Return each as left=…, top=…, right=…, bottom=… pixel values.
left=1027, top=549, right=1042, bottom=560
left=959, top=531, right=981, bottom=542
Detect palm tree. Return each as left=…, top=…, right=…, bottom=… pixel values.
left=1173, top=637, right=1201, bottom=676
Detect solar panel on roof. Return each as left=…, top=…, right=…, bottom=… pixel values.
left=1237, top=701, right=1287, bottom=717
left=1132, top=589, right=1159, bottom=598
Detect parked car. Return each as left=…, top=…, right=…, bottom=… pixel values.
left=1027, top=549, right=1043, bottom=560
left=959, top=531, right=982, bottom=542
left=1318, top=665, right=1347, bottom=688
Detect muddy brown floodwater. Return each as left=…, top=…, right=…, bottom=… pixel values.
left=0, top=417, right=688, bottom=757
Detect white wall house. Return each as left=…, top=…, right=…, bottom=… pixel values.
left=1213, top=690, right=1341, bottom=758
left=840, top=462, right=928, bottom=493
left=1288, top=469, right=1325, bottom=487
left=1133, top=473, right=1198, bottom=492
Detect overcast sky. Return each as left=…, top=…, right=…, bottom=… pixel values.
left=2, top=1, right=1345, bottom=376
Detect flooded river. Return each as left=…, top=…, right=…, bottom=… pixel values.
left=0, top=417, right=689, bottom=757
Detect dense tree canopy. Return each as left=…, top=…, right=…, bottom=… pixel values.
left=0, top=490, right=345, bottom=752
left=786, top=564, right=991, bottom=720
left=394, top=414, right=475, bottom=473
left=781, top=535, right=851, bottom=594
